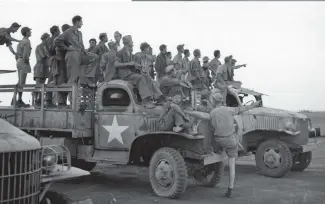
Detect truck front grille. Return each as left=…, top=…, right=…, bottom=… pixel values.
left=0, top=149, right=42, bottom=204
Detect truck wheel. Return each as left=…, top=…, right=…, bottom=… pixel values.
left=149, top=147, right=188, bottom=199
left=291, top=151, right=312, bottom=171
left=193, top=162, right=224, bottom=187
left=40, top=191, right=72, bottom=204
left=255, top=139, right=292, bottom=178
left=72, top=159, right=97, bottom=171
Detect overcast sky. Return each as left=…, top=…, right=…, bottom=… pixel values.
left=0, top=0, right=324, bottom=111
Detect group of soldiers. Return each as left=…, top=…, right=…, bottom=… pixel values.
left=0, top=16, right=264, bottom=198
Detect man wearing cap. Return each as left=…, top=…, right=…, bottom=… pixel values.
left=134, top=42, right=164, bottom=103
left=228, top=58, right=246, bottom=81
left=55, top=15, right=99, bottom=90
left=33, top=33, right=50, bottom=106
left=209, top=92, right=261, bottom=198
left=202, top=56, right=212, bottom=88
left=100, top=41, right=118, bottom=82
left=214, top=55, right=233, bottom=105
left=114, top=31, right=123, bottom=51
left=189, top=49, right=206, bottom=90
left=173, top=44, right=184, bottom=71
left=0, top=22, right=21, bottom=57
left=91, top=33, right=109, bottom=83
left=115, top=35, right=156, bottom=109
left=160, top=65, right=191, bottom=99
left=87, top=38, right=97, bottom=52
left=196, top=89, right=213, bottom=113
left=209, top=50, right=221, bottom=83
left=11, top=27, right=32, bottom=107
left=155, top=44, right=167, bottom=81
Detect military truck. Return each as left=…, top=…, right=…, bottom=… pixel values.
left=191, top=82, right=323, bottom=178
left=0, top=70, right=91, bottom=204
left=0, top=80, right=226, bottom=199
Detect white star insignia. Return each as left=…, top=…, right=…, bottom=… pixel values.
left=102, top=116, right=129, bottom=145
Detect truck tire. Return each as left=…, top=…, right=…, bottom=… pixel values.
left=40, top=191, right=72, bottom=204
left=193, top=161, right=224, bottom=187
left=255, top=139, right=292, bottom=178
left=149, top=147, right=188, bottom=199
left=71, top=159, right=97, bottom=171
left=291, top=151, right=312, bottom=171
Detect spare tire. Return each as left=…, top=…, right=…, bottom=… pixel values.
left=255, top=139, right=292, bottom=178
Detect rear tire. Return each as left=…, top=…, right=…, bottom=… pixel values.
left=193, top=162, right=224, bottom=187
left=255, top=139, right=292, bottom=178
left=291, top=151, right=312, bottom=171
left=40, top=191, right=72, bottom=204
left=149, top=147, right=188, bottom=199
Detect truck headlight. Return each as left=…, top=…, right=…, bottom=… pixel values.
left=285, top=121, right=295, bottom=131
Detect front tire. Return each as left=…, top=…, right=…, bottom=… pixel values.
left=149, top=147, right=188, bottom=199
left=193, top=162, right=224, bottom=187
left=291, top=151, right=312, bottom=171
left=40, top=191, right=72, bottom=204
left=255, top=139, right=292, bottom=178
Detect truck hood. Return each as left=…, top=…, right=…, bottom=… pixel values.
left=244, top=107, right=308, bottom=120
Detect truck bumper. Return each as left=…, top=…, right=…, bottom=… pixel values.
left=203, top=152, right=227, bottom=165
left=300, top=138, right=325, bottom=153
left=41, top=166, right=90, bottom=183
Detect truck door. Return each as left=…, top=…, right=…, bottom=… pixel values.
left=94, top=87, right=137, bottom=153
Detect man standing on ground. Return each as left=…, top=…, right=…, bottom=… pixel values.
left=12, top=27, right=32, bottom=107
left=214, top=55, right=232, bottom=105
left=87, top=38, right=96, bottom=52
left=210, top=50, right=221, bottom=83
left=114, top=31, right=123, bottom=51
left=115, top=35, right=156, bottom=108
left=155, top=44, right=167, bottom=81
left=209, top=92, right=261, bottom=198
left=33, top=33, right=50, bottom=106
left=100, top=41, right=118, bottom=82
left=0, top=22, right=21, bottom=57
left=91, top=33, right=109, bottom=83
left=55, top=15, right=99, bottom=89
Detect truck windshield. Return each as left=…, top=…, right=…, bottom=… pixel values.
left=239, top=93, right=257, bottom=106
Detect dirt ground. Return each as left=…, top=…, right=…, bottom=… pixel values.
left=51, top=138, right=325, bottom=204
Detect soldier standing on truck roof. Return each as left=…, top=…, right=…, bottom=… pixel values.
left=44, top=25, right=60, bottom=108
left=50, top=24, right=71, bottom=109
left=228, top=58, right=246, bottom=81
left=114, top=35, right=156, bottom=109
left=87, top=38, right=96, bottom=52
left=114, top=31, right=123, bottom=51
left=173, top=44, right=184, bottom=71
left=0, top=22, right=21, bottom=57
left=155, top=44, right=168, bottom=81
left=202, top=56, right=212, bottom=88
left=11, top=27, right=32, bottom=107
left=133, top=42, right=165, bottom=104
left=33, top=33, right=50, bottom=107
left=214, top=55, right=233, bottom=105
left=209, top=92, right=261, bottom=198
left=166, top=52, right=173, bottom=66
left=91, top=33, right=109, bottom=84
left=55, top=15, right=99, bottom=89
left=209, top=50, right=221, bottom=83
left=148, top=46, right=156, bottom=80
left=188, top=49, right=206, bottom=90
left=100, top=41, right=118, bottom=82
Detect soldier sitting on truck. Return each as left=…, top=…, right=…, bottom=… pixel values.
left=115, top=35, right=157, bottom=109
left=210, top=92, right=261, bottom=198
left=157, top=91, right=197, bottom=134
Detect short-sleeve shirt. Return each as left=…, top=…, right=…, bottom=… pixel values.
left=16, top=38, right=31, bottom=60
left=91, top=42, right=109, bottom=58
left=0, top=28, right=12, bottom=47
left=210, top=106, right=239, bottom=137
left=216, top=63, right=228, bottom=81
left=209, top=58, right=221, bottom=75
left=115, top=47, right=133, bottom=78
left=189, top=58, right=202, bottom=81
left=173, top=54, right=183, bottom=70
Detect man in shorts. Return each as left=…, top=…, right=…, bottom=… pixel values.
left=210, top=92, right=261, bottom=198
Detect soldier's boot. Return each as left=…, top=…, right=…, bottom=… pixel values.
left=45, top=100, right=56, bottom=108
left=142, top=97, right=155, bottom=109
left=16, top=100, right=30, bottom=108
left=224, top=188, right=233, bottom=198
left=58, top=103, right=70, bottom=109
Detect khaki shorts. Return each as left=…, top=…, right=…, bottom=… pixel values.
left=214, top=134, right=238, bottom=158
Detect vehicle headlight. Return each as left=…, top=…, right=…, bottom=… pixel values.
left=285, top=121, right=295, bottom=131
left=42, top=149, right=58, bottom=174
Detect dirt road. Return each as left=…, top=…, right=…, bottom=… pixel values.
left=51, top=139, right=325, bottom=204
